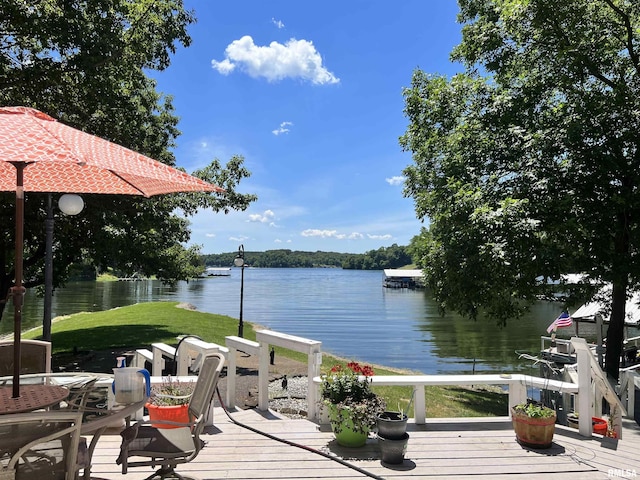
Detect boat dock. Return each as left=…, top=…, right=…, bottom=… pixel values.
left=383, top=269, right=424, bottom=289
left=204, top=267, right=232, bottom=277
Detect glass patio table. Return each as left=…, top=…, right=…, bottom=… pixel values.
left=0, top=372, right=148, bottom=480
left=0, top=384, right=69, bottom=414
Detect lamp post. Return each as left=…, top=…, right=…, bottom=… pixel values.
left=43, top=194, right=84, bottom=341
left=234, top=244, right=245, bottom=338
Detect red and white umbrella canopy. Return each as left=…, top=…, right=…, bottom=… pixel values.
left=0, top=106, right=223, bottom=196
left=0, top=106, right=223, bottom=397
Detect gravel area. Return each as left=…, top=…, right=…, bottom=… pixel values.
left=268, top=375, right=309, bottom=419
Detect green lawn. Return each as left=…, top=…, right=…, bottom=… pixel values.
left=24, top=301, right=507, bottom=418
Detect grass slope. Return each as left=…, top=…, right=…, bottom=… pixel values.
left=24, top=301, right=507, bottom=418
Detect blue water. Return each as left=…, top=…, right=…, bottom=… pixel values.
left=0, top=268, right=594, bottom=374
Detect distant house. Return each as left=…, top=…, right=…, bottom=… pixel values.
left=383, top=269, right=424, bottom=289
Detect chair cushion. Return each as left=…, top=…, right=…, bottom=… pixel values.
left=126, top=426, right=198, bottom=459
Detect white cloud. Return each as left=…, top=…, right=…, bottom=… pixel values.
left=211, top=35, right=340, bottom=85
left=248, top=209, right=276, bottom=223
left=301, top=229, right=338, bottom=238
left=229, top=235, right=250, bottom=242
left=272, top=18, right=285, bottom=29
left=386, top=176, right=405, bottom=186
left=205, top=233, right=216, bottom=238
left=301, top=229, right=364, bottom=240
left=211, top=58, right=235, bottom=75
left=272, top=121, right=293, bottom=135
left=367, top=234, right=392, bottom=240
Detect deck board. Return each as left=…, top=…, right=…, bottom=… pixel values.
left=86, top=408, right=640, bottom=479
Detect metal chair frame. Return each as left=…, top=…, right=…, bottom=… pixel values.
left=0, top=411, right=83, bottom=480
left=117, top=352, right=225, bottom=479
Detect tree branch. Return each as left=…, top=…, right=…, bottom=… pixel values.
left=546, top=13, right=617, bottom=89
left=602, top=0, right=640, bottom=77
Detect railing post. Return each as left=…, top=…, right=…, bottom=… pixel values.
left=258, top=342, right=270, bottom=411
left=308, top=350, right=322, bottom=421
left=227, top=345, right=237, bottom=410
left=628, top=372, right=637, bottom=418
left=414, top=386, right=426, bottom=424
left=509, top=380, right=526, bottom=413
left=577, top=344, right=592, bottom=436
left=176, top=343, right=190, bottom=376
left=151, top=344, right=165, bottom=376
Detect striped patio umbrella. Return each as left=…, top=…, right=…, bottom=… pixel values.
left=0, top=106, right=224, bottom=397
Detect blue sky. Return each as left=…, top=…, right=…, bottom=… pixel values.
left=154, top=1, right=462, bottom=254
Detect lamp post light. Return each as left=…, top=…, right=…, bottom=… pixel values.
left=43, top=194, right=84, bottom=341
left=234, top=244, right=245, bottom=338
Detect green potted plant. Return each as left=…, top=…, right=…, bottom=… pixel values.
left=511, top=399, right=556, bottom=448
left=319, top=362, right=386, bottom=447
left=145, top=376, right=195, bottom=429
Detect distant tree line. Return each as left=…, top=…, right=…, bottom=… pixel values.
left=341, top=244, right=412, bottom=270
left=201, top=244, right=413, bottom=270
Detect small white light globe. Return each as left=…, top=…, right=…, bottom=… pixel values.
left=58, top=194, right=84, bottom=216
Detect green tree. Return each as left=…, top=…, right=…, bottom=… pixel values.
left=408, top=228, right=431, bottom=269
left=400, top=0, right=640, bottom=379
left=0, top=1, right=257, bottom=319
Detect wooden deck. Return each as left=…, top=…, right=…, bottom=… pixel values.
left=88, top=408, right=640, bottom=479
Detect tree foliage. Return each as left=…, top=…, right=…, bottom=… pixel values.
left=203, top=249, right=351, bottom=269
left=202, top=244, right=413, bottom=270
left=342, top=244, right=412, bottom=270
left=400, top=0, right=640, bottom=379
left=0, top=1, right=257, bottom=319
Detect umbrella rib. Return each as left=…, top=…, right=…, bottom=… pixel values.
left=109, top=171, right=151, bottom=197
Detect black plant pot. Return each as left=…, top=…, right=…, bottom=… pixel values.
left=376, top=411, right=408, bottom=439
left=378, top=433, right=409, bottom=464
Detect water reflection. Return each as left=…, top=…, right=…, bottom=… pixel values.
left=0, top=269, right=619, bottom=374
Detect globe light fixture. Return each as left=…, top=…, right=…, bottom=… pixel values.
left=58, top=194, right=85, bottom=216
left=234, top=245, right=245, bottom=337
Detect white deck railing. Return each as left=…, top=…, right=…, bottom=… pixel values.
left=368, top=373, right=578, bottom=424
left=140, top=332, right=625, bottom=439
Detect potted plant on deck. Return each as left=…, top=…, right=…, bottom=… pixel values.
left=375, top=396, right=413, bottom=464
left=146, top=376, right=195, bottom=429
left=511, top=399, right=557, bottom=448
left=320, top=362, right=386, bottom=447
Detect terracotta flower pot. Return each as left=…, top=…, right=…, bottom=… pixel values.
left=146, top=402, right=190, bottom=429
left=511, top=407, right=556, bottom=448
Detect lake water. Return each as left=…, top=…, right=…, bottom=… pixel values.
left=0, top=268, right=611, bottom=375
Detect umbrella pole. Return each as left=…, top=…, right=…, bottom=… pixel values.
left=11, top=162, right=26, bottom=398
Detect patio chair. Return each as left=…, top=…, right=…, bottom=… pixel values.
left=116, top=352, right=225, bottom=479
left=0, top=411, right=83, bottom=480
left=0, top=340, right=51, bottom=377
